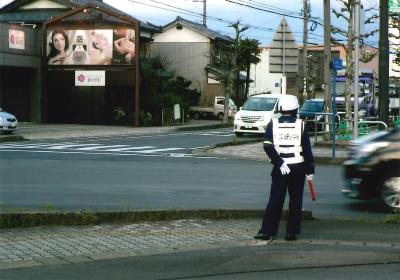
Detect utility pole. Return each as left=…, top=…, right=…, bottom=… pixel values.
left=323, top=0, right=332, bottom=118
left=353, top=0, right=360, bottom=138
left=282, top=20, right=287, bottom=95
left=379, top=0, right=389, bottom=125
left=193, top=0, right=207, bottom=26
left=302, top=0, right=310, bottom=104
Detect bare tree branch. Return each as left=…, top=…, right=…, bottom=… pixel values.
left=331, top=38, right=347, bottom=53
left=332, top=9, right=350, bottom=22
left=360, top=29, right=379, bottom=39
left=364, top=14, right=379, bottom=25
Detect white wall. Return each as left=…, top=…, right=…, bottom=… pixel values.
left=248, top=48, right=283, bottom=96
left=153, top=25, right=210, bottom=43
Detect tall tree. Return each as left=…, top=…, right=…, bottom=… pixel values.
left=237, top=38, right=262, bottom=105
left=332, top=0, right=378, bottom=119
left=389, top=16, right=400, bottom=71
left=209, top=21, right=248, bottom=124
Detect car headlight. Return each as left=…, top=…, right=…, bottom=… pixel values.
left=0, top=116, right=3, bottom=122
left=356, top=141, right=390, bottom=158
left=316, top=115, right=324, bottom=122
left=234, top=114, right=241, bottom=121
left=257, top=116, right=265, bottom=122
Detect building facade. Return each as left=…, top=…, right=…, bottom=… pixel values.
left=150, top=16, right=234, bottom=106
left=0, top=0, right=159, bottom=125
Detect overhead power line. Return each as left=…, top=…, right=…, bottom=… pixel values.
left=224, top=0, right=306, bottom=20
left=125, top=0, right=276, bottom=32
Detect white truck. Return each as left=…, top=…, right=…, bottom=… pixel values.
left=190, top=96, right=237, bottom=120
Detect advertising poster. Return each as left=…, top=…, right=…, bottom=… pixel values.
left=46, top=28, right=135, bottom=65
left=9, top=29, right=25, bottom=50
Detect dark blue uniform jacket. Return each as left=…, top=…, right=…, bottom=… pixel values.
left=263, top=115, right=315, bottom=175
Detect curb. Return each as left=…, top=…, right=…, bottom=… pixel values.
left=0, top=209, right=313, bottom=229
left=176, top=123, right=232, bottom=131
left=197, top=140, right=346, bottom=165
left=0, top=135, right=26, bottom=143
left=314, top=156, right=345, bottom=165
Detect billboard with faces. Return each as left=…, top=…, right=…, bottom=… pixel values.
left=46, top=28, right=135, bottom=65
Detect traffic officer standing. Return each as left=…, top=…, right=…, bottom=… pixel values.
left=254, top=94, right=314, bottom=241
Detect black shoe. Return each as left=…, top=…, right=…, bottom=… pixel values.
left=285, top=234, right=297, bottom=241
left=254, top=233, right=271, bottom=240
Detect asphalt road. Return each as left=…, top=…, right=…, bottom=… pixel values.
left=2, top=242, right=399, bottom=280
left=0, top=129, right=388, bottom=219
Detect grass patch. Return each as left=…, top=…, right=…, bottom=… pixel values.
left=383, top=214, right=400, bottom=224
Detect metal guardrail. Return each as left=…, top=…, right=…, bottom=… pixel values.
left=302, top=113, right=341, bottom=143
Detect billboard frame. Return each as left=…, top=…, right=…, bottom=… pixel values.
left=42, top=3, right=141, bottom=126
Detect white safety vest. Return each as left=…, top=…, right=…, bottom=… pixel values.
left=272, top=118, right=304, bottom=164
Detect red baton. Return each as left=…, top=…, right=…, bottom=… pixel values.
left=308, top=180, right=316, bottom=201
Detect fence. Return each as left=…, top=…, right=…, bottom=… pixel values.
left=162, top=107, right=185, bottom=126
left=306, top=113, right=395, bottom=143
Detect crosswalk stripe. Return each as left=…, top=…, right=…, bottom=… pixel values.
left=102, top=146, right=155, bottom=152
left=47, top=144, right=101, bottom=150
left=76, top=145, right=130, bottom=151
left=135, top=148, right=184, bottom=154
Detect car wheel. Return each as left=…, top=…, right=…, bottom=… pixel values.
left=380, top=175, right=400, bottom=211
left=217, top=113, right=224, bottom=120
left=192, top=112, right=201, bottom=119
left=235, top=132, right=244, bottom=137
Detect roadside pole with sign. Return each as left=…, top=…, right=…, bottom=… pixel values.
left=332, top=58, right=343, bottom=157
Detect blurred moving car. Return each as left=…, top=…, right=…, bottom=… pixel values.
left=0, top=108, right=18, bottom=134
left=298, top=99, right=325, bottom=131
left=342, top=127, right=400, bottom=211
left=233, top=94, right=281, bottom=136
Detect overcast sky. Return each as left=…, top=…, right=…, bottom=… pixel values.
left=0, top=0, right=379, bottom=47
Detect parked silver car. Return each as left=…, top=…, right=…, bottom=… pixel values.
left=0, top=108, right=18, bottom=134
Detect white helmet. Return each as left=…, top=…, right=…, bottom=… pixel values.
left=278, top=95, right=299, bottom=112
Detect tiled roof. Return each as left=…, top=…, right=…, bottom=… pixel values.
left=165, top=16, right=233, bottom=42
left=0, top=0, right=160, bottom=32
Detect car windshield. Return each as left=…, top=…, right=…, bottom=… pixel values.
left=300, top=101, right=324, bottom=112
left=242, top=97, right=277, bottom=111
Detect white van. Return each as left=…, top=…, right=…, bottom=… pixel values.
left=234, top=94, right=281, bottom=136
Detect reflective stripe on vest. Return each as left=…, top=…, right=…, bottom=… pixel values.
left=272, top=118, right=304, bottom=164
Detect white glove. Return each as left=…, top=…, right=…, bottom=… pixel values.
left=280, top=163, right=291, bottom=175
left=306, top=174, right=314, bottom=181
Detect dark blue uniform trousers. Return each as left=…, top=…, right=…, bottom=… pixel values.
left=260, top=163, right=306, bottom=236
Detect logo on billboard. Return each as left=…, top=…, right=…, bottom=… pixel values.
left=77, top=74, right=86, bottom=83
left=75, top=71, right=105, bottom=86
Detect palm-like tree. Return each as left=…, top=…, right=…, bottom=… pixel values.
left=236, top=38, right=262, bottom=106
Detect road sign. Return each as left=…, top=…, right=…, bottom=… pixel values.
left=390, top=0, right=400, bottom=13
left=332, top=58, right=343, bottom=71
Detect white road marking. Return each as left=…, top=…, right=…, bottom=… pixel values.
left=101, top=146, right=155, bottom=152
left=47, top=144, right=101, bottom=150
left=76, top=145, right=130, bottom=151
left=135, top=148, right=184, bottom=154
left=0, top=149, right=224, bottom=159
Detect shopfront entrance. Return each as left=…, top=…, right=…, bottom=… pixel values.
left=45, top=69, right=135, bottom=124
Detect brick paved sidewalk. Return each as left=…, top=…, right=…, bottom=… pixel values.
left=1, top=218, right=399, bottom=271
